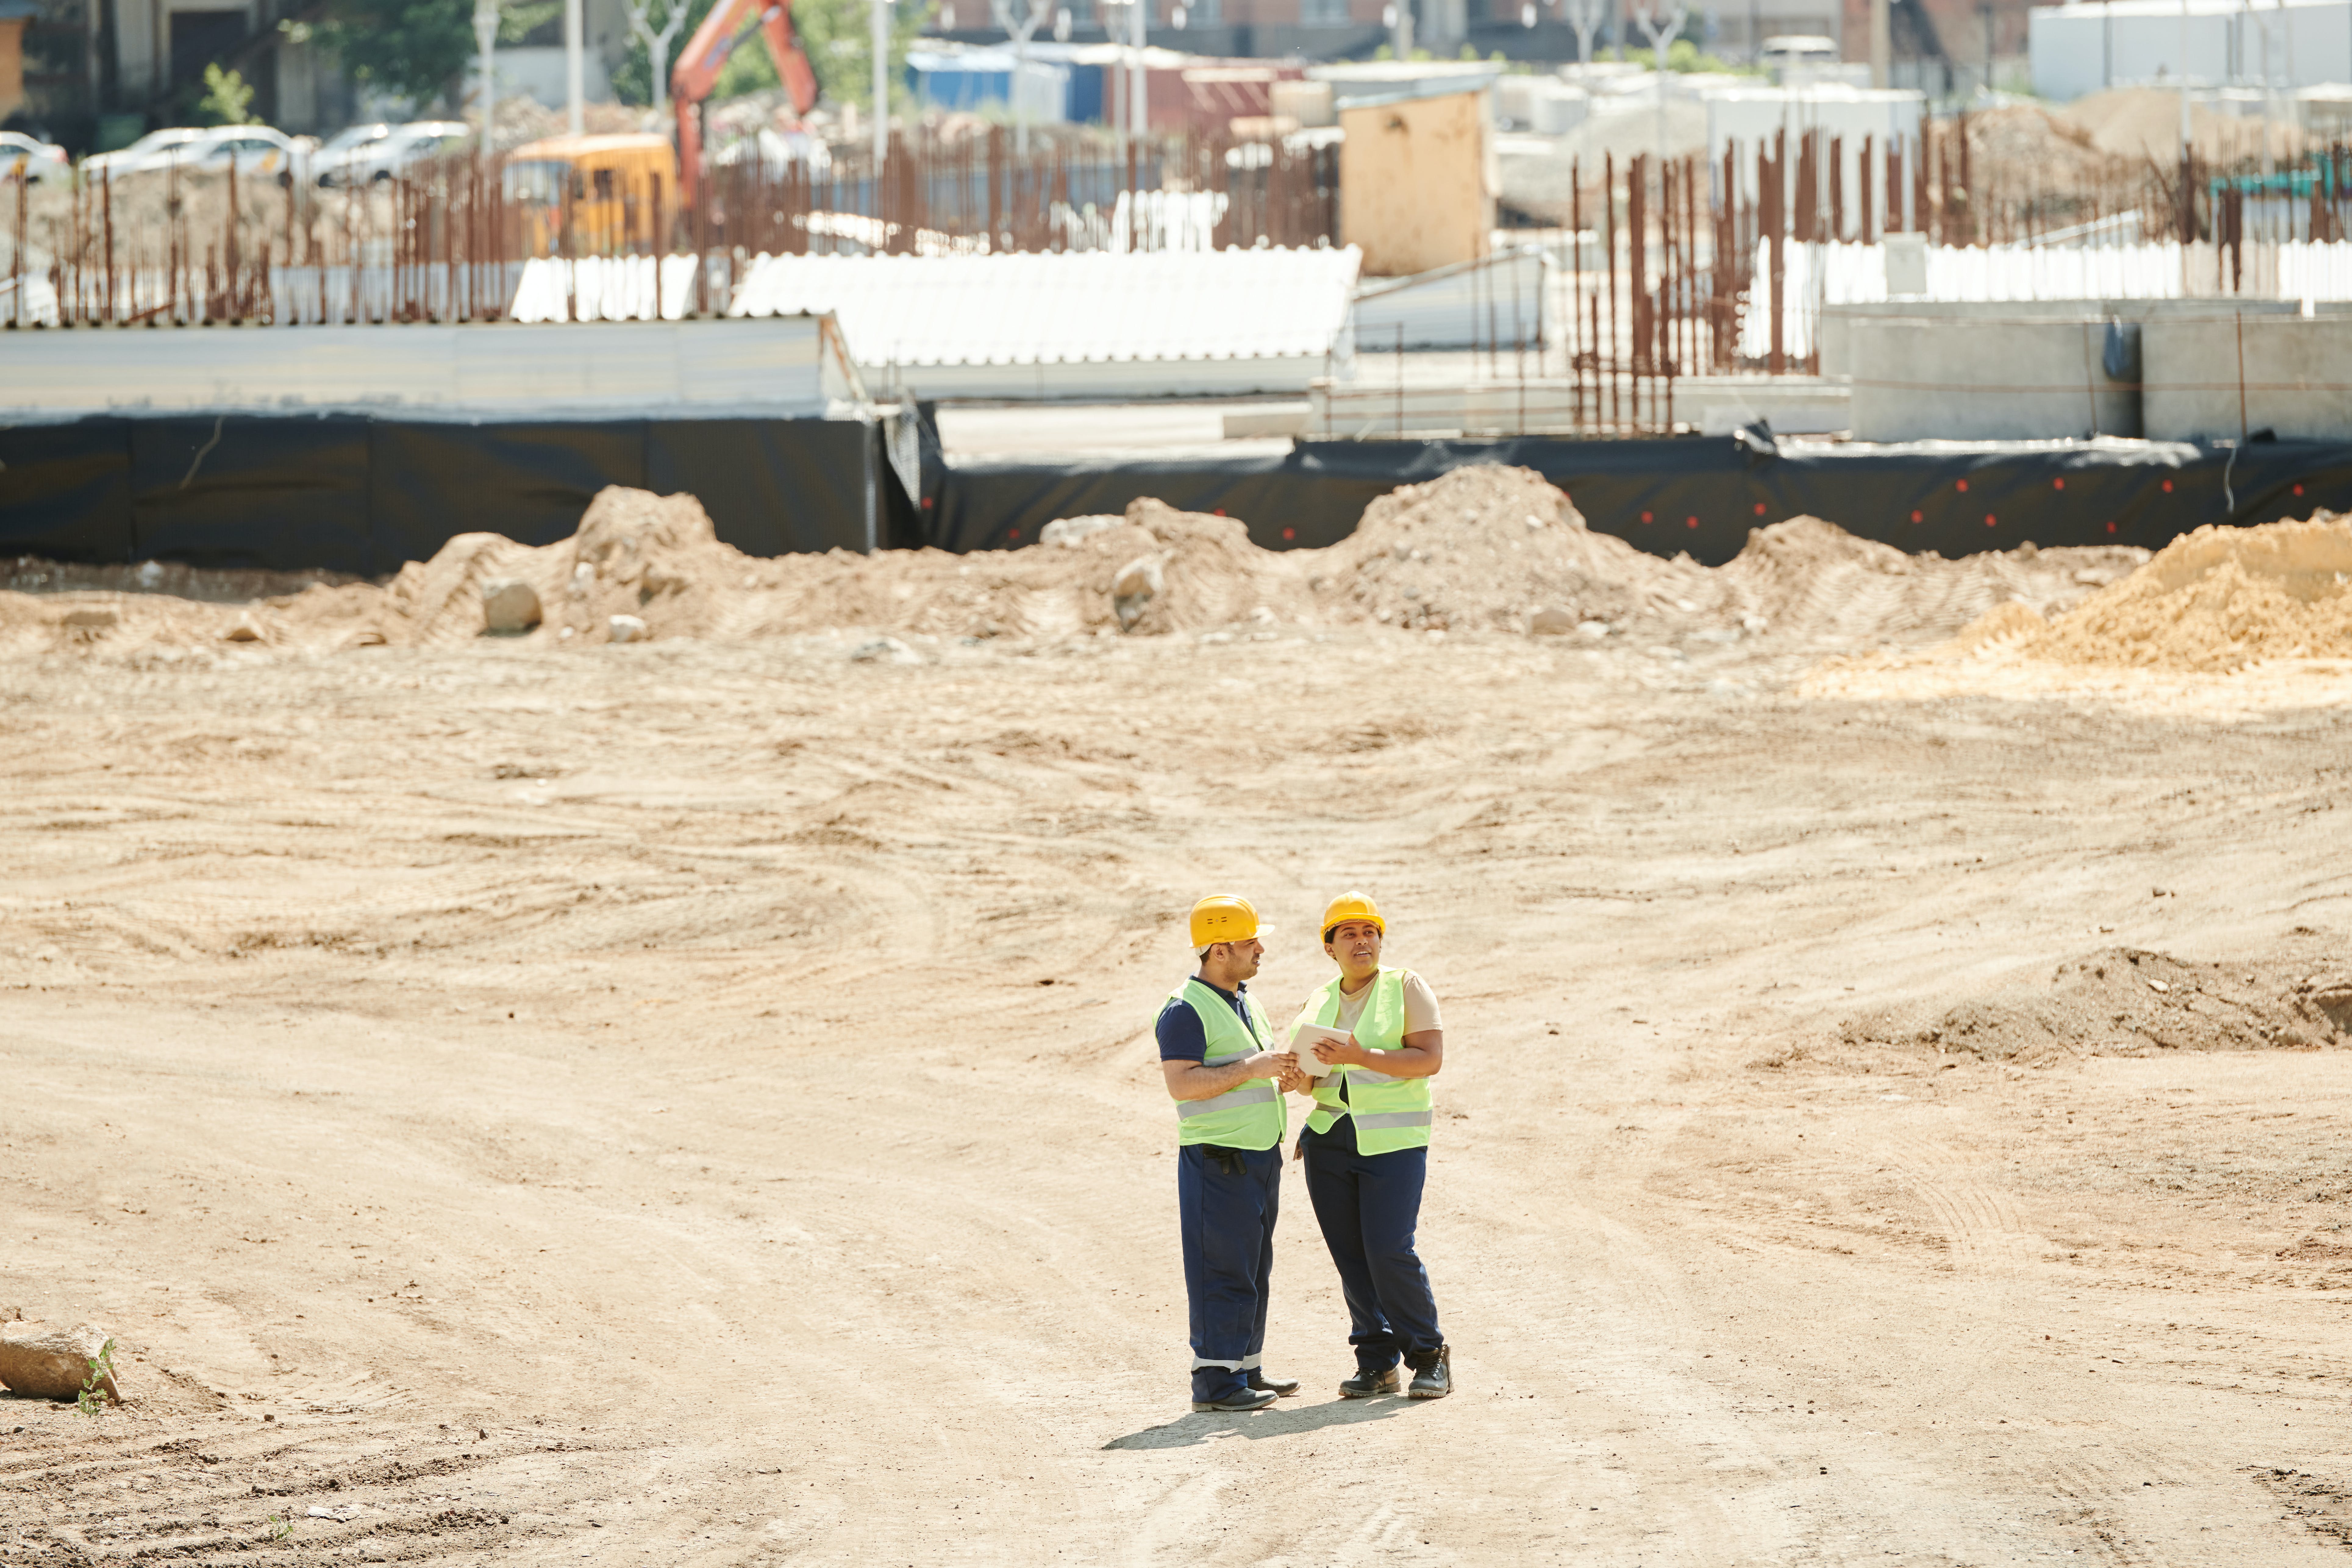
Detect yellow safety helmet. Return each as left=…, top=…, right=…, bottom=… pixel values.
left=1189, top=894, right=1271, bottom=950
left=1320, top=891, right=1386, bottom=943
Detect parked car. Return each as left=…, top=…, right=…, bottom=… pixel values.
left=0, top=130, right=72, bottom=184
left=311, top=121, right=396, bottom=185
left=80, top=126, right=209, bottom=180
left=183, top=126, right=313, bottom=181
left=81, top=124, right=312, bottom=183
left=317, top=120, right=471, bottom=186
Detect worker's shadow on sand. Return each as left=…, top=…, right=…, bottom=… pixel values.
left=1101, top=1396, right=1413, bottom=1451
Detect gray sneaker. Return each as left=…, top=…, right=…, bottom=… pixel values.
left=1339, top=1365, right=1400, bottom=1398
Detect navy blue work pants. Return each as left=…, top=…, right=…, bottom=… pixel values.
left=1177, top=1141, right=1281, bottom=1405
left=1301, top=1116, right=1442, bottom=1372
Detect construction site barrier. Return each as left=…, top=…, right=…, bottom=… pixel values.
left=0, top=415, right=891, bottom=573
left=9, top=415, right=2350, bottom=575
left=933, top=433, right=2352, bottom=566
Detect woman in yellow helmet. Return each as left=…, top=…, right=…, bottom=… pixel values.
left=1286, top=891, right=1450, bottom=1399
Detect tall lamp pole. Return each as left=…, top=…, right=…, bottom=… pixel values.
left=565, top=0, right=584, bottom=135
left=873, top=0, right=891, bottom=173
left=474, top=0, right=499, bottom=160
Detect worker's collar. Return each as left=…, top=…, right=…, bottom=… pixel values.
left=1191, top=975, right=1248, bottom=1002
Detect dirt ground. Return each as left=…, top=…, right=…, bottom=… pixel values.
left=5, top=551, right=2352, bottom=1564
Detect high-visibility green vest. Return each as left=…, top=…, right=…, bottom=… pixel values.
left=1290, top=966, right=1434, bottom=1156
left=1169, top=978, right=1287, bottom=1151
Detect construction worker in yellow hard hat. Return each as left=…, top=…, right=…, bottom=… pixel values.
left=1286, top=890, right=1451, bottom=1399
left=1155, top=893, right=1309, bottom=1413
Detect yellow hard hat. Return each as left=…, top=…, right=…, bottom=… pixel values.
left=1320, top=891, right=1385, bottom=941
left=1190, top=894, right=1271, bottom=949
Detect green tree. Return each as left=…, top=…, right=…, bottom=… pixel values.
left=611, top=0, right=929, bottom=114
left=313, top=0, right=556, bottom=110
left=197, top=63, right=259, bottom=124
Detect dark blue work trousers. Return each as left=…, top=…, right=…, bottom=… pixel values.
left=1301, top=1115, right=1442, bottom=1372
left=1177, top=1141, right=1281, bottom=1405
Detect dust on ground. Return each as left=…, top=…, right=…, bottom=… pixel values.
left=5, top=596, right=2352, bottom=1563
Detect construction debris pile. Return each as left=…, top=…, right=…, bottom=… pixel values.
left=7, top=471, right=2344, bottom=686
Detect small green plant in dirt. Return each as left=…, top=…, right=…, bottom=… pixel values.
left=74, top=1338, right=117, bottom=1417
left=264, top=1513, right=294, bottom=1541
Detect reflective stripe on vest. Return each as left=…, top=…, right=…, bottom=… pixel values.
left=1289, top=966, right=1435, bottom=1156
left=1168, top=977, right=1287, bottom=1151
left=1178, top=1083, right=1279, bottom=1120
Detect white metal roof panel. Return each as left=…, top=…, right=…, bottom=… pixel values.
left=728, top=247, right=1362, bottom=369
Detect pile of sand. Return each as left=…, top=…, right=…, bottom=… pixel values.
left=1298, top=467, right=1712, bottom=633
left=1715, top=520, right=2144, bottom=646
left=0, top=489, right=1288, bottom=656
left=1822, top=943, right=2352, bottom=1068
left=2067, top=87, right=2307, bottom=169
left=0, top=466, right=2262, bottom=669
left=1951, top=516, right=2352, bottom=673
left=1963, top=105, right=2127, bottom=204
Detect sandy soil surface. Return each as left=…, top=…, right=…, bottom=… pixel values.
left=5, top=497, right=2352, bottom=1566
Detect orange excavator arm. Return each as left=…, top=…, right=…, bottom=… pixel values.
left=672, top=0, right=820, bottom=205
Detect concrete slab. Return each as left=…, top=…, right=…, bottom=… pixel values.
left=2144, top=312, right=2352, bottom=441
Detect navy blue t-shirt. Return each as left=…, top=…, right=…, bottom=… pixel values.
left=1156, top=978, right=1261, bottom=1062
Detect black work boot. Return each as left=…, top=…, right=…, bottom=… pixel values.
left=1338, top=1365, right=1400, bottom=1398
left=1247, top=1371, right=1301, bottom=1397
left=1405, top=1346, right=1451, bottom=1399
left=1191, top=1386, right=1280, bottom=1413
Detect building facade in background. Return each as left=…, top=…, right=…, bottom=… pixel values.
left=6, top=0, right=634, bottom=147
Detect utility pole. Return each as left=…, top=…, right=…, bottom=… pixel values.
left=991, top=0, right=1051, bottom=155
left=1385, top=0, right=1414, bottom=59
left=873, top=0, right=890, bottom=173
left=1869, top=0, right=1889, bottom=87
left=2179, top=0, right=2192, bottom=158
left=565, top=0, right=584, bottom=136
left=474, top=0, right=499, bottom=159
left=1130, top=0, right=1147, bottom=137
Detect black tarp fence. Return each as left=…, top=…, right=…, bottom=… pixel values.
left=933, top=433, right=2352, bottom=565
left=9, top=412, right=2352, bottom=574
left=0, top=414, right=886, bottom=574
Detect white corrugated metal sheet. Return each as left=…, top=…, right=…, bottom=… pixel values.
left=0, top=316, right=859, bottom=418
left=728, top=248, right=1361, bottom=387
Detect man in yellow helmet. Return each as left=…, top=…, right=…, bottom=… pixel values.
left=1157, top=894, right=1308, bottom=1413
left=1288, top=891, right=1451, bottom=1399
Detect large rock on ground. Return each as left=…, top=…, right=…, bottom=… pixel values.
left=481, top=579, right=543, bottom=635
left=0, top=1321, right=120, bottom=1402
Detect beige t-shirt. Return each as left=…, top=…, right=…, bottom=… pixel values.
left=1328, top=969, right=1443, bottom=1036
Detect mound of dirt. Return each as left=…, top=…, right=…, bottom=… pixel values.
left=2068, top=87, right=2308, bottom=169
left=1832, top=943, right=2352, bottom=1067
left=0, top=489, right=1293, bottom=657
left=1298, top=465, right=1714, bottom=633
left=1938, top=515, right=2352, bottom=673
left=0, top=466, right=2196, bottom=661
left=1963, top=104, right=2126, bottom=202
left=1716, top=520, right=2146, bottom=647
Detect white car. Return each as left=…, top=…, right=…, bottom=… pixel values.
left=82, top=124, right=311, bottom=183
left=311, top=121, right=396, bottom=185
left=317, top=120, right=471, bottom=186
left=0, top=130, right=71, bottom=185
left=80, top=126, right=209, bottom=180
